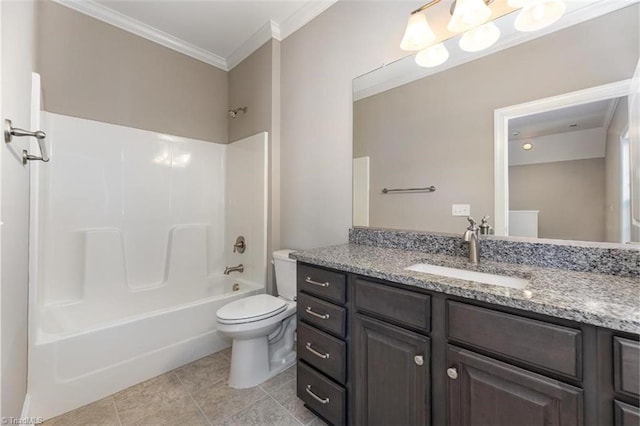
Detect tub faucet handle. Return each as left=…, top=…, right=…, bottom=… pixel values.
left=233, top=236, right=246, bottom=254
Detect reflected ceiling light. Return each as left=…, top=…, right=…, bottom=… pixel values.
left=459, top=21, right=500, bottom=52
left=522, top=142, right=533, bottom=150
left=514, top=0, right=566, bottom=32
left=401, top=0, right=565, bottom=68
left=448, top=0, right=492, bottom=33
left=415, top=43, right=450, bottom=67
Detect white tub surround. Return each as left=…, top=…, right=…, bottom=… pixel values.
left=27, top=113, right=268, bottom=419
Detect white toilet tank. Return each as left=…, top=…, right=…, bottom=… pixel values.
left=273, top=249, right=297, bottom=301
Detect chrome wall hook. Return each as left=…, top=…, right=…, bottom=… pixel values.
left=4, top=119, right=49, bottom=164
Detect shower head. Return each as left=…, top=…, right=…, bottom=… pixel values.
left=228, top=107, right=248, bottom=118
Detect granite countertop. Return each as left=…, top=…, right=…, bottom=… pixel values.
left=290, top=243, right=640, bottom=334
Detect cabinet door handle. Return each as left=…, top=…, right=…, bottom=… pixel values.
left=305, top=385, right=330, bottom=404
left=305, top=342, right=330, bottom=359
left=414, top=355, right=424, bottom=366
left=447, top=367, right=458, bottom=380
left=305, top=307, right=330, bottom=320
left=305, top=277, right=330, bottom=287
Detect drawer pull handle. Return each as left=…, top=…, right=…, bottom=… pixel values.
left=305, top=277, right=330, bottom=287
left=447, top=367, right=458, bottom=380
left=306, top=307, right=330, bottom=320
left=414, top=355, right=424, bottom=366
left=305, top=385, right=330, bottom=405
left=306, top=342, right=330, bottom=359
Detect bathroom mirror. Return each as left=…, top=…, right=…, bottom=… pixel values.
left=352, top=2, right=640, bottom=244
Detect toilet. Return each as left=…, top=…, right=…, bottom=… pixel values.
left=216, top=249, right=297, bottom=389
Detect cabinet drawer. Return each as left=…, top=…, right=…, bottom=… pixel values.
left=614, top=337, right=640, bottom=399
left=614, top=400, right=640, bottom=426
left=298, top=361, right=346, bottom=426
left=354, top=279, right=431, bottom=332
left=447, top=301, right=582, bottom=379
left=298, top=322, right=347, bottom=384
left=298, top=293, right=347, bottom=338
left=298, top=264, right=346, bottom=304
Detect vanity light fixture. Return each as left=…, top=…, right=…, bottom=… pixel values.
left=401, top=0, right=566, bottom=68
left=400, top=10, right=437, bottom=51
left=522, top=142, right=533, bottom=150
left=447, top=0, right=492, bottom=33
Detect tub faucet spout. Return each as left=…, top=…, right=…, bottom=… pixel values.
left=224, top=264, right=244, bottom=275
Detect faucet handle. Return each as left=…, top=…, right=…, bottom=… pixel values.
left=479, top=216, right=493, bottom=235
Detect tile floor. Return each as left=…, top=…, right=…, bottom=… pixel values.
left=44, top=348, right=326, bottom=426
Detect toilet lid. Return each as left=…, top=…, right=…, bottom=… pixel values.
left=216, top=294, right=287, bottom=324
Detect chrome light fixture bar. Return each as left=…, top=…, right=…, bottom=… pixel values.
left=401, top=0, right=566, bottom=68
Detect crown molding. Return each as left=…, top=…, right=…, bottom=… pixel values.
left=227, top=20, right=280, bottom=70
left=354, top=0, right=638, bottom=101
left=278, top=0, right=339, bottom=40
left=51, top=0, right=229, bottom=70
left=226, top=0, right=338, bottom=69
left=52, top=0, right=341, bottom=72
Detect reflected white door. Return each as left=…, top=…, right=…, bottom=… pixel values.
left=629, top=59, right=640, bottom=242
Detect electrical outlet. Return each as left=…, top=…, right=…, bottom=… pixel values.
left=452, top=204, right=470, bottom=216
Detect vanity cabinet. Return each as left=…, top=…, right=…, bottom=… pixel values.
left=296, top=265, right=349, bottom=425
left=353, top=314, right=430, bottom=426
left=295, top=262, right=640, bottom=426
left=612, top=337, right=640, bottom=426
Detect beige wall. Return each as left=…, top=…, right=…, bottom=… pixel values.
left=509, top=158, right=606, bottom=242
left=605, top=98, right=629, bottom=243
left=352, top=7, right=639, bottom=235
left=281, top=1, right=412, bottom=249
left=36, top=0, right=228, bottom=142
left=228, top=40, right=281, bottom=293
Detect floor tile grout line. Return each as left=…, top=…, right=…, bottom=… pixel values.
left=110, top=396, right=124, bottom=426
left=264, top=394, right=306, bottom=426
left=172, top=371, right=214, bottom=426
left=262, top=376, right=296, bottom=397
left=223, top=390, right=270, bottom=423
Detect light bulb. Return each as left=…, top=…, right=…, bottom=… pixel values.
left=447, top=0, right=492, bottom=33
left=415, top=43, right=449, bottom=68
left=459, top=21, right=501, bottom=52
left=400, top=12, right=436, bottom=51
left=514, top=0, right=566, bottom=32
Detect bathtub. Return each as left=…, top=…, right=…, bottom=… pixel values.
left=27, top=276, right=263, bottom=420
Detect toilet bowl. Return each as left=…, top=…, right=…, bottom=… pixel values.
left=216, top=250, right=297, bottom=389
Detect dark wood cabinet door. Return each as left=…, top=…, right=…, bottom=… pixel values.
left=354, top=314, right=430, bottom=426
left=448, top=345, right=583, bottom=426
left=615, top=400, right=640, bottom=426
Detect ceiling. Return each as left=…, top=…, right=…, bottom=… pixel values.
left=509, top=98, right=622, bottom=141
left=56, top=0, right=337, bottom=70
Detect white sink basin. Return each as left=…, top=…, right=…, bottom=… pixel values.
left=405, top=263, right=529, bottom=289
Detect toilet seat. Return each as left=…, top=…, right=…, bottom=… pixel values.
left=216, top=294, right=288, bottom=325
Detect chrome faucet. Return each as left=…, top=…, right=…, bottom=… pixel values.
left=224, top=264, right=244, bottom=275
left=463, top=217, right=480, bottom=264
